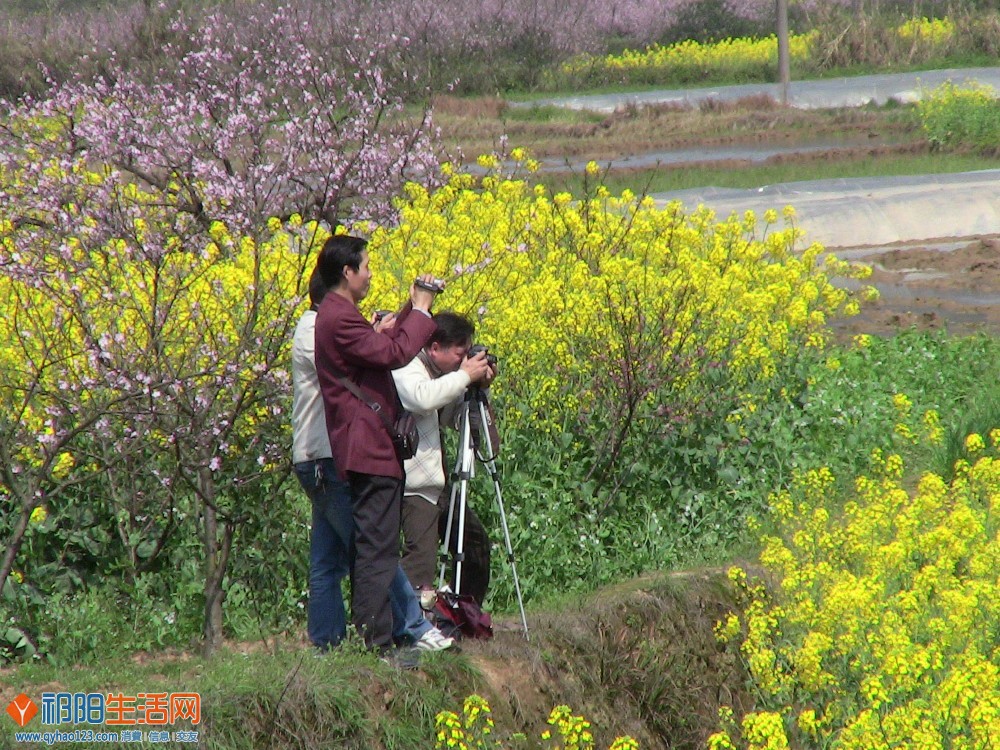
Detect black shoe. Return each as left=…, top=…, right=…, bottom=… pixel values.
left=379, top=646, right=420, bottom=670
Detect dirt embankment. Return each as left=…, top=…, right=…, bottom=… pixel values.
left=456, top=571, right=751, bottom=750
left=834, top=236, right=1000, bottom=339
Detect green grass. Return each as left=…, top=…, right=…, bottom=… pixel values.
left=1, top=571, right=748, bottom=750
left=502, top=104, right=609, bottom=123
left=3, top=643, right=473, bottom=749
left=539, top=152, right=1000, bottom=196
left=806, top=52, right=1000, bottom=81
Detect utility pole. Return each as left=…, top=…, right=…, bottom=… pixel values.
left=777, top=0, right=790, bottom=105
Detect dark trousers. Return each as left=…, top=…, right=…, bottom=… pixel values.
left=401, top=493, right=441, bottom=590
left=348, top=472, right=403, bottom=650
left=438, top=486, right=491, bottom=606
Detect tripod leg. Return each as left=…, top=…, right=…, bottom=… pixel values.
left=437, top=481, right=460, bottom=591
left=454, top=478, right=470, bottom=594
left=438, top=400, right=474, bottom=596
left=476, top=399, right=530, bottom=640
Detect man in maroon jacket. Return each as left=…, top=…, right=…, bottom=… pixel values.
left=314, top=233, right=439, bottom=652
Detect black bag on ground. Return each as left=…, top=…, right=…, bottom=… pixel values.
left=434, top=591, right=493, bottom=640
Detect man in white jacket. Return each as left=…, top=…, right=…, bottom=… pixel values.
left=392, top=312, right=495, bottom=605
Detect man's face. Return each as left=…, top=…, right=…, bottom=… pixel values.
left=344, top=250, right=372, bottom=302
left=428, top=340, right=470, bottom=374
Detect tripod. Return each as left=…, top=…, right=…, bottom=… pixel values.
left=438, top=387, right=529, bottom=639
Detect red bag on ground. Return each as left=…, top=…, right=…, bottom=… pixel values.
left=434, top=591, right=493, bottom=640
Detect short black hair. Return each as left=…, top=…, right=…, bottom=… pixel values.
left=316, top=234, right=367, bottom=288
left=307, top=263, right=329, bottom=310
left=429, top=311, right=474, bottom=348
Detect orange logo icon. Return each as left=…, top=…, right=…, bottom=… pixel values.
left=6, top=694, right=38, bottom=727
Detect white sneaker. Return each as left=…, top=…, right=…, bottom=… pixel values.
left=415, top=627, right=455, bottom=652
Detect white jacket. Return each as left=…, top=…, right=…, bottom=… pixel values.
left=392, top=354, right=471, bottom=503
left=291, top=310, right=332, bottom=464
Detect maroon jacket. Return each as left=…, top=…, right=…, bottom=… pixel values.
left=315, top=293, right=436, bottom=480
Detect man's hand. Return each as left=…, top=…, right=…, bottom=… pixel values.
left=461, top=349, right=491, bottom=383
left=411, top=274, right=442, bottom=312
left=481, top=361, right=498, bottom=388
left=372, top=311, right=397, bottom=332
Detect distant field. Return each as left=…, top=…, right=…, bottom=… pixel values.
left=433, top=93, right=1000, bottom=196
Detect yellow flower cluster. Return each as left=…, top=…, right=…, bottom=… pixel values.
left=560, top=33, right=817, bottom=79
left=896, top=16, right=956, bottom=46
left=882, top=391, right=946, bottom=449
left=922, top=409, right=945, bottom=446
left=434, top=696, right=638, bottom=750
left=544, top=705, right=594, bottom=748
left=919, top=80, right=998, bottom=117
left=362, top=162, right=870, bottom=425
left=436, top=694, right=495, bottom=750
left=714, top=441, right=1000, bottom=748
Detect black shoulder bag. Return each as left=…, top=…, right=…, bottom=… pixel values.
left=334, top=374, right=419, bottom=460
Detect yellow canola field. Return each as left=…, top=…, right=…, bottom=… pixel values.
left=562, top=17, right=953, bottom=81
left=714, top=443, right=1000, bottom=749
left=561, top=32, right=817, bottom=79
left=3, top=156, right=871, bottom=482
left=362, top=166, right=871, bottom=424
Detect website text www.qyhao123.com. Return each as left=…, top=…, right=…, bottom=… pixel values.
left=14, top=729, right=118, bottom=745
left=15, top=729, right=119, bottom=745
left=14, top=729, right=200, bottom=745
left=5, top=691, right=201, bottom=744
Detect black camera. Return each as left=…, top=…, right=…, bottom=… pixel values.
left=468, top=344, right=497, bottom=368
left=414, top=277, right=445, bottom=293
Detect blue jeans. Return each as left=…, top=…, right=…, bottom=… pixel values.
left=391, top=561, right=433, bottom=644
left=295, top=459, right=431, bottom=649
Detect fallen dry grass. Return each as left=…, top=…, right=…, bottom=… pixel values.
left=434, top=93, right=923, bottom=163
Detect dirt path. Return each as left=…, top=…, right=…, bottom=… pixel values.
left=527, top=67, right=1000, bottom=113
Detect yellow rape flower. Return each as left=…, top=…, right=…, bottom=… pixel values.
left=52, top=451, right=75, bottom=479
left=965, top=433, right=985, bottom=454
left=708, top=732, right=738, bottom=750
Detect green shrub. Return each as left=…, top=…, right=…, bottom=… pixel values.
left=917, top=80, right=1000, bottom=153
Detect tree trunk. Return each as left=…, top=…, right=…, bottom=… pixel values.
left=199, top=469, right=232, bottom=657
left=776, top=0, right=791, bottom=105
left=0, top=502, right=35, bottom=598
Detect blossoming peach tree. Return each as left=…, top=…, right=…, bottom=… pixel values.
left=0, top=2, right=437, bottom=654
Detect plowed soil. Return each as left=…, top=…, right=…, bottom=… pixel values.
left=834, top=236, right=1000, bottom=339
